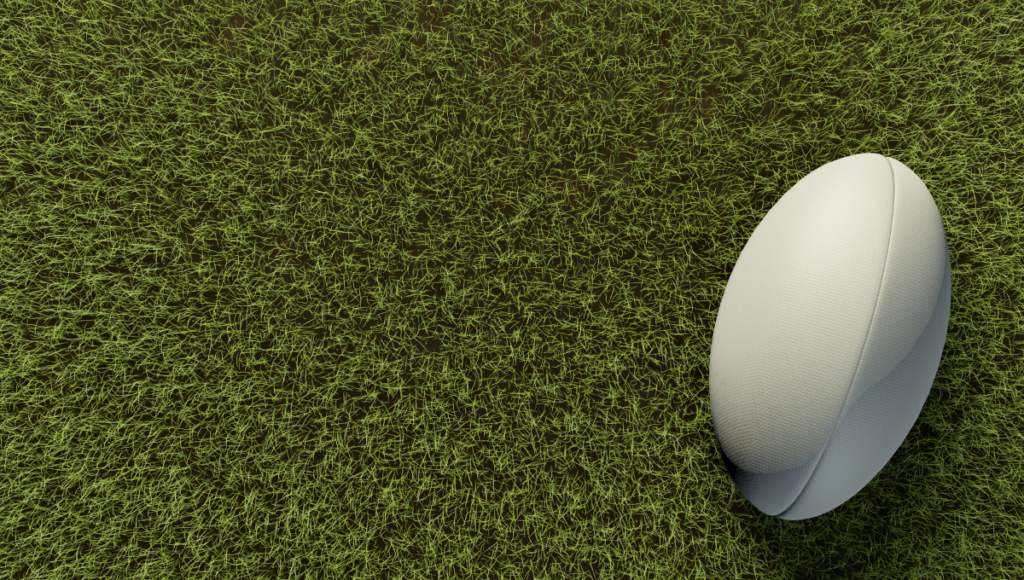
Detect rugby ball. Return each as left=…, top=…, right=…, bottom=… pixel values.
left=709, top=153, right=951, bottom=520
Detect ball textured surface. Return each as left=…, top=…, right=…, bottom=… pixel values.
left=709, top=153, right=951, bottom=520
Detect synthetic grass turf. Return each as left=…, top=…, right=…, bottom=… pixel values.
left=1, top=0, right=1022, bottom=578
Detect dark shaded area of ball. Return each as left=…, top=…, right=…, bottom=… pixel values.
left=715, top=431, right=739, bottom=482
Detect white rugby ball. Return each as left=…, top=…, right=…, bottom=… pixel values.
left=709, top=153, right=951, bottom=520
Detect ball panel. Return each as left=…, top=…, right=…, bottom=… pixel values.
left=719, top=249, right=951, bottom=520
left=726, top=434, right=824, bottom=516
left=776, top=250, right=951, bottom=520
left=845, top=156, right=948, bottom=404
left=710, top=153, right=894, bottom=473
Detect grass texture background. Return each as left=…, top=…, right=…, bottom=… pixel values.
left=1, top=0, right=1022, bottom=578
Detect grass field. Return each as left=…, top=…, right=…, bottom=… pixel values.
left=1, top=0, right=1022, bottom=578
